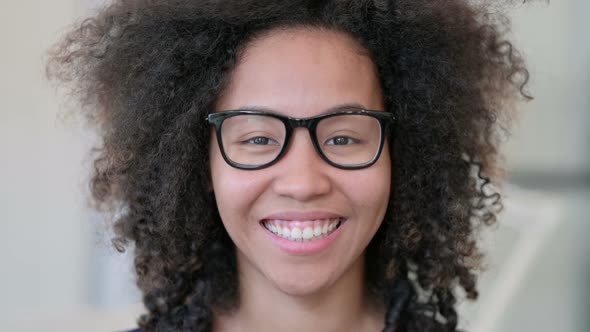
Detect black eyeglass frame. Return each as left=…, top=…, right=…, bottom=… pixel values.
left=206, top=108, right=396, bottom=170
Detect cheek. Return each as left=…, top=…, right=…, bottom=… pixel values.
left=347, top=150, right=391, bottom=221
left=210, top=143, right=267, bottom=224
left=351, top=172, right=390, bottom=212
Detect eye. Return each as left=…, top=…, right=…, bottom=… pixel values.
left=242, top=136, right=280, bottom=145
left=325, top=136, right=360, bottom=145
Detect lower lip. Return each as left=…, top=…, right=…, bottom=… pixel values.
left=261, top=220, right=346, bottom=256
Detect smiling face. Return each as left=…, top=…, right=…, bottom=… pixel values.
left=209, top=27, right=391, bottom=296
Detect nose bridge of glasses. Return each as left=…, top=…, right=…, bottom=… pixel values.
left=284, top=117, right=321, bottom=151
left=281, top=119, right=324, bottom=165
left=286, top=117, right=315, bottom=131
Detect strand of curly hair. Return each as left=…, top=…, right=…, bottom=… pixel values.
left=47, top=0, right=530, bottom=331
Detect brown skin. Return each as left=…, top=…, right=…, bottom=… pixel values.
left=46, top=1, right=530, bottom=330
left=210, top=28, right=389, bottom=332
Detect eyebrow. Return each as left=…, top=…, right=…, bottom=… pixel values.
left=235, top=102, right=371, bottom=115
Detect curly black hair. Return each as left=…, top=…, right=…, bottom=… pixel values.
left=47, top=0, right=530, bottom=331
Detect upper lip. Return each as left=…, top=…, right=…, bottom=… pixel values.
left=261, top=211, right=346, bottom=221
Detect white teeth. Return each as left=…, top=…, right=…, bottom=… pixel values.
left=282, top=227, right=290, bottom=238
left=313, top=225, right=322, bottom=237
left=263, top=218, right=343, bottom=242
left=302, top=227, right=314, bottom=240
left=290, top=228, right=302, bottom=241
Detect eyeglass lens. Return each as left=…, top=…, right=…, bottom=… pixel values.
left=219, top=114, right=382, bottom=167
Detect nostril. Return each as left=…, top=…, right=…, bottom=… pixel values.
left=270, top=166, right=332, bottom=201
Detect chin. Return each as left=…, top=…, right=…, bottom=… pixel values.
left=267, top=268, right=335, bottom=297
left=275, top=280, right=326, bottom=297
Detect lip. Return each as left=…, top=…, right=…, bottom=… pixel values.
left=260, top=210, right=347, bottom=256
left=261, top=210, right=345, bottom=221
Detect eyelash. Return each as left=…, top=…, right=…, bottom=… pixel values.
left=325, top=136, right=359, bottom=145
left=242, top=135, right=359, bottom=146
left=242, top=136, right=280, bottom=145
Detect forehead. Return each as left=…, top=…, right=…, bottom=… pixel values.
left=215, top=27, right=384, bottom=117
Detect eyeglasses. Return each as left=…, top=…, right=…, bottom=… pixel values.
left=206, top=108, right=395, bottom=170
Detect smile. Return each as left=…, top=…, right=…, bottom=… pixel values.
left=261, top=218, right=344, bottom=242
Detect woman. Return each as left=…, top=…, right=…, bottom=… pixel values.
left=47, top=0, right=530, bottom=331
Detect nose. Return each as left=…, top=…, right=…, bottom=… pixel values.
left=270, top=128, right=332, bottom=201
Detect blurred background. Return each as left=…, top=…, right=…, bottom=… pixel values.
left=0, top=0, right=588, bottom=331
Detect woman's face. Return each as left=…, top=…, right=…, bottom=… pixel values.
left=209, top=28, right=391, bottom=296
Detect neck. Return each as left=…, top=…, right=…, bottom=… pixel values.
left=214, top=251, right=384, bottom=332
